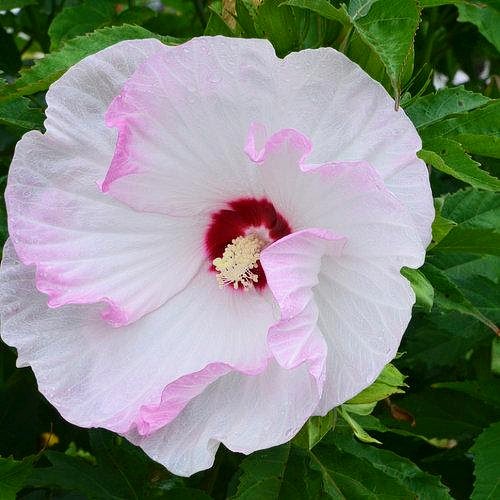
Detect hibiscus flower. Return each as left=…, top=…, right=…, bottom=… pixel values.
left=0, top=36, right=433, bottom=476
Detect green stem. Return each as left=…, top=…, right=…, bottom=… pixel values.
left=338, top=25, right=353, bottom=54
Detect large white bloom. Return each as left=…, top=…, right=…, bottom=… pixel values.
left=0, top=36, right=433, bottom=476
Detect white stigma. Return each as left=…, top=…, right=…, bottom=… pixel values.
left=213, top=234, right=265, bottom=290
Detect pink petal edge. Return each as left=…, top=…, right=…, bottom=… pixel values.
left=100, top=107, right=136, bottom=192
left=244, top=122, right=312, bottom=165
left=244, top=121, right=385, bottom=182
left=261, top=229, right=347, bottom=393
left=134, top=358, right=270, bottom=436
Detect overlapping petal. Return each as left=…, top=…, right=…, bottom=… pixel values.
left=5, top=39, right=208, bottom=326
left=101, top=37, right=277, bottom=216
left=260, top=228, right=346, bottom=389
left=251, top=126, right=424, bottom=410
left=0, top=241, right=275, bottom=434
left=248, top=125, right=425, bottom=268
left=101, top=38, right=432, bottom=246
left=127, top=361, right=318, bottom=476
left=275, top=48, right=434, bottom=245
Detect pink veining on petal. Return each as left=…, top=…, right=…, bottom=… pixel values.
left=261, top=228, right=347, bottom=392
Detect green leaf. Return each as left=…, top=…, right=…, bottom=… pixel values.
left=310, top=440, right=416, bottom=498
left=339, top=406, right=382, bottom=444
left=204, top=3, right=235, bottom=37
left=253, top=0, right=301, bottom=56
left=0, top=456, right=35, bottom=500
left=352, top=0, right=420, bottom=100
left=162, top=489, right=213, bottom=500
left=87, top=429, right=151, bottom=498
left=456, top=134, right=500, bottom=160
left=401, top=267, right=434, bottom=311
left=453, top=275, right=499, bottom=320
left=492, top=338, right=500, bottom=376
left=232, top=444, right=322, bottom=499
left=343, top=402, right=377, bottom=416
left=419, top=140, right=500, bottom=192
left=470, top=422, right=500, bottom=500
left=430, top=253, right=500, bottom=284
left=348, top=0, right=381, bottom=20
left=376, top=388, right=499, bottom=442
left=347, top=363, right=407, bottom=405
left=116, top=6, right=156, bottom=26
left=48, top=0, right=116, bottom=50
left=421, top=263, right=498, bottom=333
left=27, top=451, right=121, bottom=499
left=333, top=433, right=452, bottom=499
left=439, top=188, right=500, bottom=228
left=403, top=311, right=492, bottom=369
left=405, top=86, right=489, bottom=129
left=282, top=0, right=349, bottom=23
left=28, top=430, right=154, bottom=499
left=421, top=101, right=500, bottom=159
left=49, top=2, right=155, bottom=50
left=458, top=3, right=500, bottom=52
left=0, top=25, right=179, bottom=104
left=294, top=409, right=336, bottom=450
left=430, top=213, right=457, bottom=249
left=0, top=98, right=44, bottom=131
left=440, top=99, right=500, bottom=140
left=432, top=190, right=500, bottom=257
left=235, top=0, right=258, bottom=37
left=433, top=227, right=500, bottom=256
left=418, top=0, right=460, bottom=5
left=370, top=364, right=407, bottom=390
left=0, top=0, right=36, bottom=8
left=353, top=413, right=458, bottom=448
left=232, top=445, right=291, bottom=499
left=433, top=380, right=500, bottom=409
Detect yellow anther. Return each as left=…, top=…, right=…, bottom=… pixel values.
left=213, top=234, right=265, bottom=290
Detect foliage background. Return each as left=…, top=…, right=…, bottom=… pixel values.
left=0, top=0, right=499, bottom=498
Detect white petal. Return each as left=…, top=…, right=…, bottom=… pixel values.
left=99, top=39, right=432, bottom=243
left=127, top=361, right=317, bottom=477
left=261, top=228, right=346, bottom=388
left=252, top=128, right=425, bottom=269
left=0, top=241, right=275, bottom=434
left=6, top=39, right=205, bottom=325
left=101, top=37, right=278, bottom=215
left=250, top=135, right=424, bottom=413
left=314, top=254, right=415, bottom=413
left=275, top=48, right=434, bottom=245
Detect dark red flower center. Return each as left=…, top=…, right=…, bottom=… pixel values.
left=205, top=198, right=292, bottom=290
